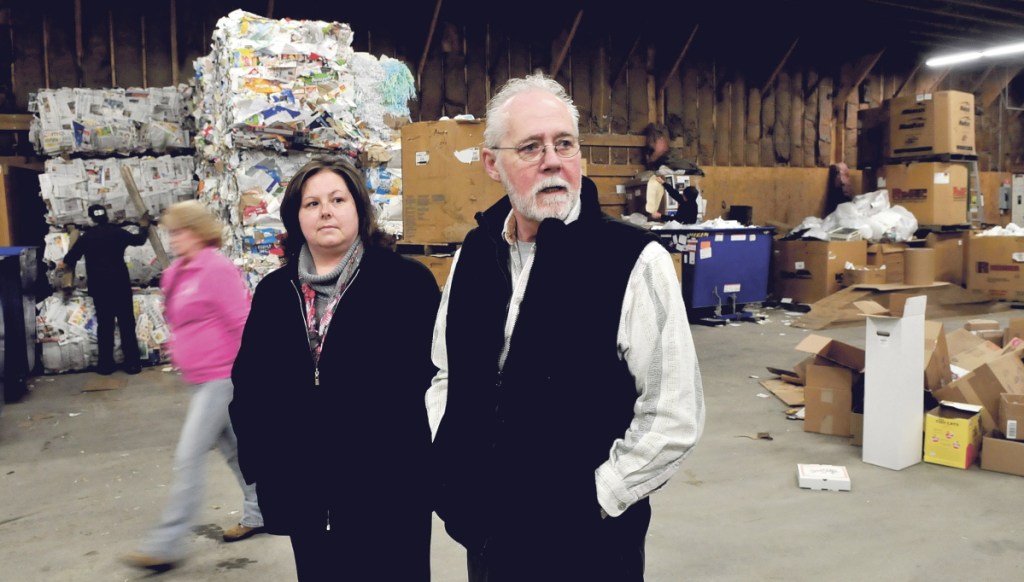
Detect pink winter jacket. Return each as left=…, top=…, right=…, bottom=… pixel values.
left=161, top=246, right=250, bottom=384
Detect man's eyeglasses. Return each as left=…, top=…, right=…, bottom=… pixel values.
left=490, top=137, right=582, bottom=163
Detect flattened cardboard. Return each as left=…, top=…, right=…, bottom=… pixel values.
left=759, top=378, right=805, bottom=406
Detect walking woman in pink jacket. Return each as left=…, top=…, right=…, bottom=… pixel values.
left=123, top=201, right=264, bottom=573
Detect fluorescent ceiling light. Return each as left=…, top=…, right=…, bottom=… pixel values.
left=926, top=40, right=1024, bottom=67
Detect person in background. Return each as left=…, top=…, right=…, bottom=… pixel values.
left=122, top=201, right=263, bottom=573
left=230, top=159, right=440, bottom=581
left=429, top=73, right=706, bottom=582
left=59, top=204, right=149, bottom=374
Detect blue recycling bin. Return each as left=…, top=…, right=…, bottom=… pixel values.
left=657, top=227, right=775, bottom=320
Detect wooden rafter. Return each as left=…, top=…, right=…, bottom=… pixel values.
left=866, top=0, right=1024, bottom=31
left=417, top=0, right=444, bottom=90
left=266, top=0, right=275, bottom=18
left=761, top=38, right=799, bottom=94
left=832, top=49, right=885, bottom=115
left=980, top=65, right=1024, bottom=109
left=656, top=25, right=698, bottom=96
left=550, top=9, right=583, bottom=78
left=108, top=10, right=116, bottom=87
left=916, top=66, right=950, bottom=94
left=612, top=34, right=642, bottom=88
left=894, top=60, right=922, bottom=97
left=170, top=0, right=179, bottom=85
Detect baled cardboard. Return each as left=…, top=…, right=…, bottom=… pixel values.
left=863, top=295, right=926, bottom=470
left=924, top=401, right=982, bottom=469
left=999, top=394, right=1024, bottom=441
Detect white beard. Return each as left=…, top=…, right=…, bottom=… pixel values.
left=499, top=169, right=580, bottom=223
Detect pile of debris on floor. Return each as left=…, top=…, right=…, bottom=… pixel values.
left=762, top=295, right=1024, bottom=477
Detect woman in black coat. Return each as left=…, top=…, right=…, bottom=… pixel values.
left=230, top=159, right=441, bottom=581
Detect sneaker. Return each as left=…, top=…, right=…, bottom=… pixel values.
left=222, top=523, right=266, bottom=542
left=121, top=552, right=177, bottom=573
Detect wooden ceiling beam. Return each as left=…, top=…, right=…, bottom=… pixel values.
left=416, top=0, right=444, bottom=90
left=941, top=0, right=1024, bottom=20
left=761, top=37, right=799, bottom=94
left=550, top=9, right=584, bottom=78
left=866, top=0, right=1024, bottom=31
left=612, top=33, right=642, bottom=88
left=656, top=24, right=698, bottom=96
left=980, top=65, right=1024, bottom=109
left=833, top=49, right=885, bottom=115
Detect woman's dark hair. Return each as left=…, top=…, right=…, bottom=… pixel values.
left=279, top=158, right=382, bottom=261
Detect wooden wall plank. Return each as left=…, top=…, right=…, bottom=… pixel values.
left=697, top=63, right=714, bottom=165
left=81, top=2, right=111, bottom=88
left=465, top=25, right=488, bottom=118
left=570, top=42, right=593, bottom=133
left=11, top=6, right=46, bottom=108
left=144, top=2, right=173, bottom=87
left=774, top=70, right=791, bottom=164
left=664, top=67, right=684, bottom=141
left=730, top=73, right=745, bottom=167
left=803, top=70, right=818, bottom=167
left=442, top=23, right=467, bottom=117
left=591, top=42, right=609, bottom=133
left=817, top=76, right=832, bottom=166
left=760, top=84, right=775, bottom=166
left=790, top=69, right=804, bottom=167
left=680, top=66, right=698, bottom=161
left=111, top=9, right=143, bottom=88
left=745, top=86, right=761, bottom=166
left=716, top=74, right=731, bottom=167
left=46, top=4, right=77, bottom=88
left=419, top=47, right=444, bottom=120
left=626, top=42, right=647, bottom=134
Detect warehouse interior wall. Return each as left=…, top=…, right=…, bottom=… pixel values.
left=1, top=1, right=1022, bottom=233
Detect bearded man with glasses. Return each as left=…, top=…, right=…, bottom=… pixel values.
left=428, top=73, right=706, bottom=582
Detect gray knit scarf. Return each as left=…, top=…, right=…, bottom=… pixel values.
left=297, top=238, right=365, bottom=323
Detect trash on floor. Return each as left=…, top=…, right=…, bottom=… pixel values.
left=797, top=464, right=851, bottom=491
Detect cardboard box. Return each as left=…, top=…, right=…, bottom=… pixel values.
left=924, top=231, right=967, bottom=285
left=773, top=240, right=867, bottom=304
left=924, top=401, right=982, bottom=469
left=932, top=352, right=1024, bottom=435
left=945, top=328, right=1003, bottom=373
left=410, top=254, right=455, bottom=289
left=964, top=233, right=1024, bottom=301
left=795, top=335, right=866, bottom=372
left=803, top=362, right=854, bottom=437
left=797, top=464, right=851, bottom=491
left=981, top=433, right=1024, bottom=476
left=863, top=295, right=926, bottom=470
left=866, top=243, right=906, bottom=283
left=878, top=163, right=968, bottom=225
left=887, top=90, right=976, bottom=160
left=964, top=319, right=1000, bottom=332
left=1003, top=318, right=1024, bottom=347
left=924, top=320, right=952, bottom=395
left=1000, top=394, right=1024, bottom=440
left=401, top=120, right=506, bottom=244
left=843, top=266, right=887, bottom=286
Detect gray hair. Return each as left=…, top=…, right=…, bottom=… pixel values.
left=484, top=73, right=579, bottom=148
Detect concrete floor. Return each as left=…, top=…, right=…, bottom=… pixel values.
left=2, top=306, right=1023, bottom=581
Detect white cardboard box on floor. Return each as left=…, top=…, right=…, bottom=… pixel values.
left=862, top=294, right=926, bottom=470
left=797, top=464, right=852, bottom=491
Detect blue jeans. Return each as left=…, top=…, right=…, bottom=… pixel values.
left=139, top=378, right=262, bottom=560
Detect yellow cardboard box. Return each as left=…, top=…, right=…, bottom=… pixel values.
left=924, top=401, right=982, bottom=469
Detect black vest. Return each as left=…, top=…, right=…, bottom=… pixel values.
left=434, top=190, right=655, bottom=545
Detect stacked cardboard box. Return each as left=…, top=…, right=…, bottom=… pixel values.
left=887, top=91, right=976, bottom=160
left=877, top=162, right=968, bottom=226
